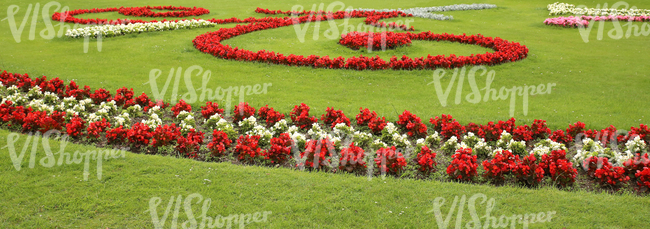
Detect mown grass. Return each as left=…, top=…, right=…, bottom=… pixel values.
left=1, top=129, right=650, bottom=228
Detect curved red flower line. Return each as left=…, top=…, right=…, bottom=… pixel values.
left=52, top=6, right=528, bottom=70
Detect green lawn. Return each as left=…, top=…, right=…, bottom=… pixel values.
left=1, top=129, right=649, bottom=228
left=1, top=0, right=649, bottom=228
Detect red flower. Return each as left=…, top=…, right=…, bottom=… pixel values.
left=339, top=142, right=366, bottom=172
left=201, top=101, right=224, bottom=119
left=171, top=99, right=192, bottom=118
left=151, top=124, right=181, bottom=147
left=264, top=133, right=293, bottom=164
left=87, top=118, right=111, bottom=139
left=233, top=102, right=256, bottom=123
left=446, top=148, right=478, bottom=181
left=374, top=146, right=407, bottom=175
left=299, top=139, right=335, bottom=170
left=258, top=105, right=285, bottom=127
left=235, top=135, right=263, bottom=163
left=207, top=130, right=232, bottom=157
left=416, top=146, right=437, bottom=174
left=290, top=103, right=317, bottom=130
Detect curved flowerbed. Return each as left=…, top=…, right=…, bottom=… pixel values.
left=53, top=5, right=528, bottom=70
left=1, top=69, right=649, bottom=193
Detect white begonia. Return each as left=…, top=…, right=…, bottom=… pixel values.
left=204, top=113, right=223, bottom=129
left=572, top=138, right=605, bottom=164
left=7, top=85, right=20, bottom=95
left=28, top=99, right=48, bottom=112
left=496, top=131, right=513, bottom=149
left=66, top=19, right=217, bottom=38
left=290, top=132, right=307, bottom=146
left=490, top=148, right=506, bottom=157
left=286, top=125, right=300, bottom=135
left=271, top=119, right=289, bottom=133
left=238, top=116, right=257, bottom=133
left=461, top=132, right=482, bottom=148
left=531, top=145, right=551, bottom=157
left=441, top=136, right=460, bottom=154
left=614, top=151, right=634, bottom=167
left=625, top=136, right=647, bottom=153
left=177, top=110, right=192, bottom=120
left=308, top=123, right=328, bottom=140
left=547, top=2, right=650, bottom=16
left=353, top=131, right=374, bottom=147
left=142, top=113, right=163, bottom=130
left=42, top=92, right=59, bottom=105
left=128, top=104, right=142, bottom=113
left=371, top=139, right=388, bottom=149
left=473, top=140, right=492, bottom=158
left=26, top=86, right=43, bottom=99
left=506, top=140, right=527, bottom=156
left=65, top=109, right=79, bottom=117
left=147, top=105, right=160, bottom=115
left=390, top=132, right=411, bottom=148
left=214, top=118, right=235, bottom=133
left=99, top=101, right=118, bottom=114
left=533, top=139, right=567, bottom=156
left=424, top=131, right=442, bottom=147
left=384, top=122, right=398, bottom=134
left=180, top=114, right=196, bottom=132
left=332, top=122, right=354, bottom=137
left=87, top=113, right=102, bottom=123
left=114, top=112, right=131, bottom=127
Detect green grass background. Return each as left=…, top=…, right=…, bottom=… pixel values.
left=1, top=0, right=649, bottom=227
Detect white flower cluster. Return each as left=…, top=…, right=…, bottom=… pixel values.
left=531, top=139, right=566, bottom=157
left=381, top=122, right=410, bottom=148
left=441, top=136, right=460, bottom=154
left=352, top=3, right=497, bottom=20
left=142, top=113, right=163, bottom=130
left=246, top=125, right=274, bottom=145
left=65, top=19, right=216, bottom=38
left=547, top=2, right=650, bottom=16
left=271, top=119, right=289, bottom=133
left=615, top=136, right=649, bottom=166
left=179, top=111, right=196, bottom=131
left=572, top=138, right=605, bottom=164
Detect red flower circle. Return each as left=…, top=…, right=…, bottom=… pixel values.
left=118, top=6, right=209, bottom=17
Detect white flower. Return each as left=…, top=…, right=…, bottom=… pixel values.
left=65, top=19, right=217, bottom=39
left=271, top=119, right=289, bottom=133
left=625, top=136, right=647, bottom=154
left=384, top=122, right=398, bottom=134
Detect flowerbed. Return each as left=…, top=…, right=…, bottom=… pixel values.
left=547, top=2, right=650, bottom=16
left=544, top=15, right=650, bottom=28
left=65, top=19, right=215, bottom=38
left=55, top=5, right=528, bottom=70
left=544, top=3, right=650, bottom=28
left=353, top=3, right=498, bottom=21
left=1, top=69, right=649, bottom=193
